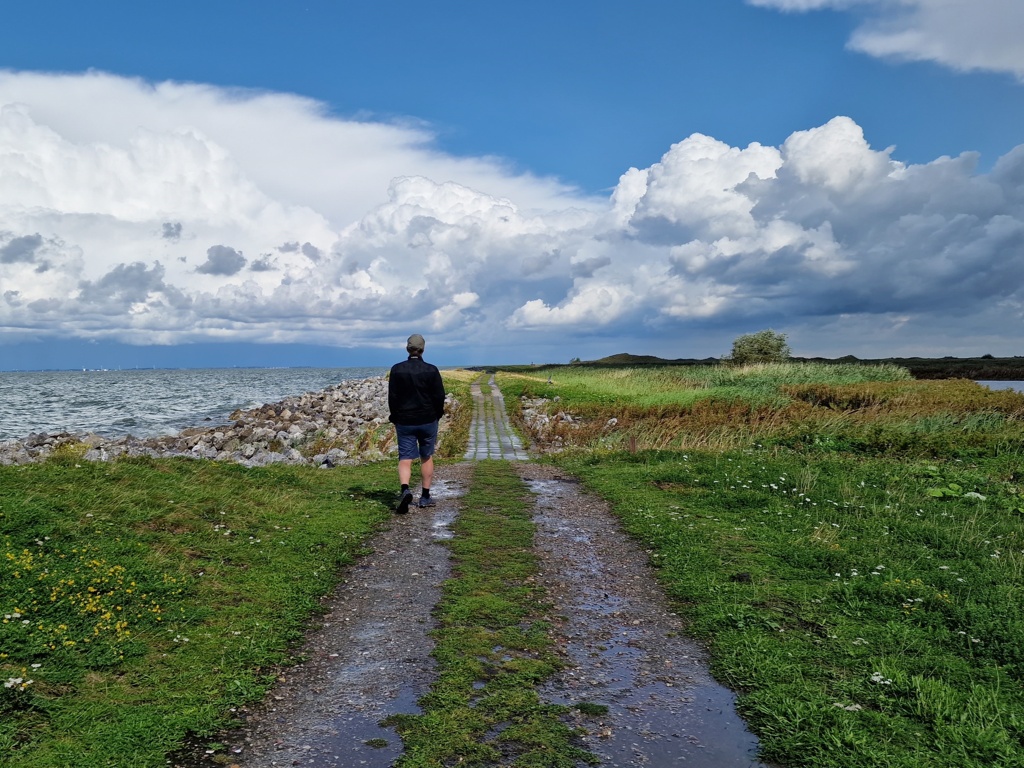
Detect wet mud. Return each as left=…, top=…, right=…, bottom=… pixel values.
left=518, top=464, right=771, bottom=767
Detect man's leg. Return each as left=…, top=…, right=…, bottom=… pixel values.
left=417, top=455, right=436, bottom=508
left=395, top=424, right=416, bottom=514
left=399, top=458, right=413, bottom=486
left=420, top=456, right=434, bottom=491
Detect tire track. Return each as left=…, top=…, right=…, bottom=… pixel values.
left=173, top=469, right=470, bottom=768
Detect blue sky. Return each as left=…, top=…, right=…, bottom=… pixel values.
left=1, top=0, right=1023, bottom=369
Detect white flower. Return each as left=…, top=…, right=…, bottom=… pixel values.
left=833, top=702, right=863, bottom=712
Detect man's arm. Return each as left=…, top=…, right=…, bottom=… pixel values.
left=387, top=366, right=401, bottom=422
left=432, top=369, right=446, bottom=420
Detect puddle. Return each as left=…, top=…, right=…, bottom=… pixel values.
left=429, top=479, right=460, bottom=540
left=240, top=682, right=418, bottom=767
left=524, top=471, right=772, bottom=767
left=431, top=507, right=457, bottom=539
left=430, top=476, right=464, bottom=499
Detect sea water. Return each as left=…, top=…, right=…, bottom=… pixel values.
left=978, top=381, right=1024, bottom=393
left=0, top=367, right=386, bottom=441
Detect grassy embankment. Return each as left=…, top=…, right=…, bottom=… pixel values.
left=0, top=371, right=476, bottom=768
left=0, top=457, right=392, bottom=767
left=498, top=363, right=1024, bottom=768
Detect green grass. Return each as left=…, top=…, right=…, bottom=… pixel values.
left=6, top=364, right=1022, bottom=767
left=389, top=460, right=596, bottom=767
left=437, top=370, right=474, bottom=459
left=498, top=365, right=1024, bottom=456
left=520, top=362, right=1024, bottom=768
left=500, top=362, right=912, bottom=409
left=0, top=456, right=394, bottom=768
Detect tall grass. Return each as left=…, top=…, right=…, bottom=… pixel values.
left=503, top=362, right=912, bottom=409
left=436, top=370, right=475, bottom=459
left=498, top=365, right=1024, bottom=457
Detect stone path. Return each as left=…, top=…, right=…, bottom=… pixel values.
left=464, top=374, right=527, bottom=460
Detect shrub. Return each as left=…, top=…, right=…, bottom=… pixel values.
left=727, top=329, right=791, bottom=365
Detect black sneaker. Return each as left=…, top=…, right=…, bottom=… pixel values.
left=418, top=495, right=436, bottom=508
left=395, top=489, right=413, bottom=514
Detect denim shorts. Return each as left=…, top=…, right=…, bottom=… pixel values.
left=395, top=421, right=438, bottom=460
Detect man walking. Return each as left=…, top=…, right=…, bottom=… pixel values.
left=388, top=334, right=446, bottom=514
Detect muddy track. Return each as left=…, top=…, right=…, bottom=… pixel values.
left=520, top=462, right=768, bottom=767
left=174, top=379, right=769, bottom=767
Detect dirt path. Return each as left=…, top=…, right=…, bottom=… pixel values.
left=173, top=466, right=471, bottom=768
left=519, top=463, right=769, bottom=767
left=176, top=379, right=769, bottom=767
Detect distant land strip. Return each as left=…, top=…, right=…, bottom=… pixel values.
left=481, top=353, right=1024, bottom=380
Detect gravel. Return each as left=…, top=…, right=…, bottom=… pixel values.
left=518, top=462, right=772, bottom=767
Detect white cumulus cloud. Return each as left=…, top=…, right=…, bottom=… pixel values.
left=749, top=0, right=1024, bottom=80
left=2, top=70, right=1024, bottom=359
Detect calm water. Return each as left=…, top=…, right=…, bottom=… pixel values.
left=978, top=381, right=1024, bottom=393
left=0, top=367, right=385, bottom=440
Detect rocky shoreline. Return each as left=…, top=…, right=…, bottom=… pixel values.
left=0, top=376, right=457, bottom=468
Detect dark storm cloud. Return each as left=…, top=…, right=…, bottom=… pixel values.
left=196, top=245, right=247, bottom=276
left=520, top=250, right=559, bottom=275
left=0, top=233, right=44, bottom=264
left=78, top=262, right=169, bottom=304
left=301, top=242, right=322, bottom=262
left=570, top=255, right=612, bottom=278
left=249, top=254, right=276, bottom=272
left=77, top=262, right=192, bottom=310
left=28, top=297, right=64, bottom=313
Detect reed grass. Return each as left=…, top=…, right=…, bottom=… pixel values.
left=498, top=365, right=1024, bottom=459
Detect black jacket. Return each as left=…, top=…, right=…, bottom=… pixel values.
left=388, top=356, right=446, bottom=425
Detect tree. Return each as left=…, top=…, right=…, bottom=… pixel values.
left=728, top=329, right=791, bottom=366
